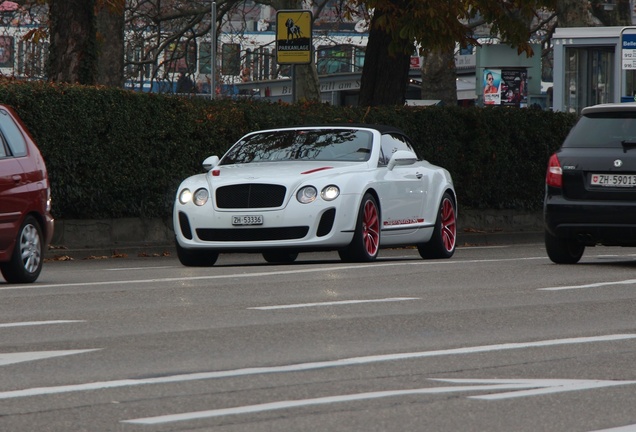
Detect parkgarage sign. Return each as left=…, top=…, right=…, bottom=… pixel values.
left=276, top=10, right=313, bottom=64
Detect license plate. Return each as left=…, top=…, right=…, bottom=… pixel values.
left=232, top=215, right=263, bottom=226
left=591, top=174, right=636, bottom=187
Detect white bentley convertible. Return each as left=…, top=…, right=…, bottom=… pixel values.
left=173, top=125, right=457, bottom=266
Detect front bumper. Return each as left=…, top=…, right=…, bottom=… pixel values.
left=174, top=195, right=359, bottom=252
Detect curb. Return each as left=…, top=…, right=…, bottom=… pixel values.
left=45, top=212, right=544, bottom=260
left=45, top=230, right=544, bottom=261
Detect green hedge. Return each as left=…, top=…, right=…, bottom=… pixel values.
left=0, top=81, right=577, bottom=219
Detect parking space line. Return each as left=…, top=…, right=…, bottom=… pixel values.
left=248, top=297, right=420, bottom=310
left=589, top=424, right=636, bottom=432
left=539, top=279, right=636, bottom=291
left=0, top=320, right=84, bottom=328
left=0, top=256, right=547, bottom=291
left=123, top=378, right=636, bottom=424
left=0, top=333, right=633, bottom=400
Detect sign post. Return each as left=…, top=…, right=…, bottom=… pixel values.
left=276, top=10, right=313, bottom=102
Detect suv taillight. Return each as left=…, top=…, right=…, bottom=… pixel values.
left=546, top=153, right=562, bottom=188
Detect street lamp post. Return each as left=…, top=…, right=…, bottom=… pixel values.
left=210, top=1, right=216, bottom=99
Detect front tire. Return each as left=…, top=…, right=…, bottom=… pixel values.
left=175, top=240, right=219, bottom=266
left=338, top=193, right=380, bottom=262
left=545, top=230, right=584, bottom=264
left=418, top=192, right=457, bottom=259
left=1, top=215, right=44, bottom=283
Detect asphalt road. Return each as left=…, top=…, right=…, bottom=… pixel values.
left=1, top=243, right=636, bottom=432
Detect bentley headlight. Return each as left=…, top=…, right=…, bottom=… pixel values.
left=193, top=188, right=209, bottom=206
left=179, top=188, right=192, bottom=204
left=321, top=185, right=340, bottom=201
left=296, top=186, right=318, bottom=204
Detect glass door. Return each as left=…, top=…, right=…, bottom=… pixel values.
left=564, top=46, right=614, bottom=114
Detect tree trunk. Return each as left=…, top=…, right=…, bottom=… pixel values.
left=96, top=5, right=125, bottom=87
left=48, top=0, right=97, bottom=84
left=358, top=11, right=411, bottom=107
left=421, top=47, right=457, bottom=106
left=294, top=63, right=321, bottom=102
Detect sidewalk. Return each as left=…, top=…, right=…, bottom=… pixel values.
left=45, top=210, right=544, bottom=260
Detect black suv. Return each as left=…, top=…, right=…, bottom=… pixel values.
left=544, top=103, right=636, bottom=264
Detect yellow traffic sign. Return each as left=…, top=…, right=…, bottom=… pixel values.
left=276, top=10, right=313, bottom=64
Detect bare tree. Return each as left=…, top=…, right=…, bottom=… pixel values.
left=556, top=0, right=595, bottom=26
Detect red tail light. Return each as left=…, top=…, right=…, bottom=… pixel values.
left=546, top=153, right=562, bottom=188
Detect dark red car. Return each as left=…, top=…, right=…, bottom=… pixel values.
left=0, top=105, right=53, bottom=283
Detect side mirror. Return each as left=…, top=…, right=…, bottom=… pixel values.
left=387, top=150, right=417, bottom=170
left=202, top=155, right=220, bottom=172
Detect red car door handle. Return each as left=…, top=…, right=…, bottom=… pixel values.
left=12, top=175, right=21, bottom=183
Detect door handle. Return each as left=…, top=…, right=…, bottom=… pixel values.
left=12, top=174, right=22, bottom=184
left=416, top=173, right=423, bottom=179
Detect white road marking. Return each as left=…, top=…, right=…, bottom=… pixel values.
left=0, top=349, right=100, bottom=367
left=106, top=266, right=178, bottom=271
left=458, top=245, right=510, bottom=249
left=0, top=334, right=633, bottom=400
left=436, top=378, right=636, bottom=400
left=0, top=320, right=84, bottom=328
left=123, top=378, right=636, bottom=425
left=0, top=256, right=547, bottom=291
left=589, top=424, right=636, bottom=431
left=539, top=279, right=636, bottom=291
left=248, top=297, right=420, bottom=310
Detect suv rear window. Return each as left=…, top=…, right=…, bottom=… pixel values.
left=563, top=111, right=636, bottom=148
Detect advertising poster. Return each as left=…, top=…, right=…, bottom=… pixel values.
left=500, top=68, right=528, bottom=107
left=483, top=69, right=501, bottom=105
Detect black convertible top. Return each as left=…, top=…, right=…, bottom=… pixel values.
left=283, top=123, right=409, bottom=136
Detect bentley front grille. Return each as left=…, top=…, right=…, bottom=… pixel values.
left=216, top=184, right=286, bottom=208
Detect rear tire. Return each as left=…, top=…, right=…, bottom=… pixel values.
left=338, top=193, right=380, bottom=262
left=175, top=240, right=219, bottom=266
left=418, top=192, right=457, bottom=259
left=545, top=230, right=584, bottom=264
left=1, top=215, right=44, bottom=283
left=263, top=251, right=298, bottom=263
